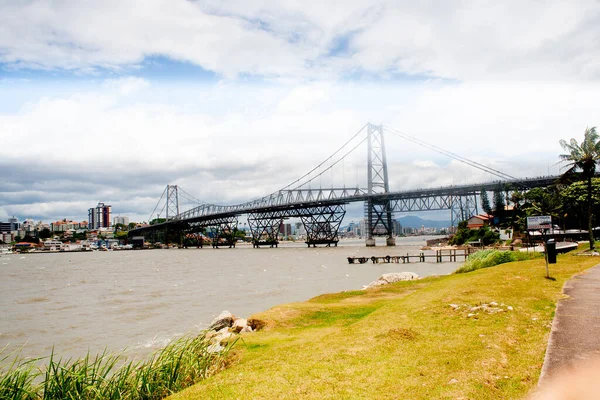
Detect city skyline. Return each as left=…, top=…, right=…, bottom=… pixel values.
left=1, top=1, right=599, bottom=223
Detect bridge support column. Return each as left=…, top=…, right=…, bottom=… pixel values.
left=248, top=212, right=282, bottom=248
left=451, top=194, right=479, bottom=228
left=301, top=205, right=345, bottom=247
left=365, top=123, right=395, bottom=246
left=204, top=217, right=238, bottom=248
left=365, top=199, right=395, bottom=246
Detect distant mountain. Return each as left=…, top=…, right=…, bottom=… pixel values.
left=397, top=216, right=451, bottom=230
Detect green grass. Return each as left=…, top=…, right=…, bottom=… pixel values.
left=0, top=333, right=233, bottom=399
left=454, top=249, right=543, bottom=273
left=169, top=248, right=599, bottom=400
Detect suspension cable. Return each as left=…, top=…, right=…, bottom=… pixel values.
left=384, top=126, right=522, bottom=184
left=148, top=186, right=167, bottom=222
left=278, top=123, right=368, bottom=191
left=292, top=137, right=367, bottom=190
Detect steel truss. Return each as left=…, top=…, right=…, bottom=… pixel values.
left=188, top=216, right=238, bottom=248
left=245, top=205, right=347, bottom=247
left=301, top=204, right=346, bottom=247
left=450, top=194, right=479, bottom=228
left=248, top=212, right=282, bottom=248
left=366, top=199, right=395, bottom=236
left=177, top=187, right=366, bottom=221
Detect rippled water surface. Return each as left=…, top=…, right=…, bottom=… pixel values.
left=0, top=237, right=461, bottom=360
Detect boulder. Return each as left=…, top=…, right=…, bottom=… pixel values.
left=232, top=318, right=248, bottom=333
left=248, top=318, right=266, bottom=331
left=208, top=310, right=235, bottom=331
left=241, top=325, right=253, bottom=333
left=363, top=272, right=420, bottom=289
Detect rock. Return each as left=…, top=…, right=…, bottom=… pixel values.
left=467, top=313, right=477, bottom=318
left=232, top=318, right=248, bottom=333
left=241, top=325, right=253, bottom=333
left=380, top=272, right=420, bottom=283
left=208, top=310, right=235, bottom=331
left=248, top=318, right=266, bottom=331
left=489, top=301, right=498, bottom=306
left=363, top=272, right=420, bottom=289
left=207, top=343, right=224, bottom=353
left=449, top=304, right=460, bottom=309
left=205, top=330, right=217, bottom=340
left=448, top=378, right=459, bottom=384
left=507, top=306, right=513, bottom=311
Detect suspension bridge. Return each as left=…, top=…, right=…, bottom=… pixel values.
left=129, top=124, right=558, bottom=247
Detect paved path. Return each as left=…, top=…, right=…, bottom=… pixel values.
left=539, top=263, right=600, bottom=382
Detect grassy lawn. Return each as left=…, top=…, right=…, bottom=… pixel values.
left=170, top=251, right=599, bottom=400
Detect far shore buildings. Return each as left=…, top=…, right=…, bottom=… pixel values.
left=113, top=215, right=130, bottom=226
left=50, top=220, right=88, bottom=232
left=88, top=202, right=112, bottom=229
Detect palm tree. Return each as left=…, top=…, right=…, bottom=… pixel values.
left=559, top=127, right=600, bottom=250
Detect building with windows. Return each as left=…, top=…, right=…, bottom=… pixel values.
left=0, top=216, right=19, bottom=233
left=51, top=220, right=88, bottom=232
left=88, top=203, right=112, bottom=229
left=113, top=216, right=130, bottom=226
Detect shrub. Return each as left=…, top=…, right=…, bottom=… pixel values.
left=454, top=249, right=542, bottom=273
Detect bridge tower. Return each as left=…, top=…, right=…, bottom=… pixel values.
left=366, top=124, right=395, bottom=247
left=165, top=185, right=180, bottom=221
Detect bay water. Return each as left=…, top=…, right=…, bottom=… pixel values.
left=0, top=236, right=460, bottom=361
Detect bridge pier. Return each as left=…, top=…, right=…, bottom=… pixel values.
left=301, top=204, right=345, bottom=247
left=248, top=212, right=282, bottom=248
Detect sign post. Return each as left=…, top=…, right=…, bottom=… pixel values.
left=527, top=216, right=552, bottom=278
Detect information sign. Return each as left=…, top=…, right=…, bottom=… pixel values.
left=527, top=216, right=552, bottom=230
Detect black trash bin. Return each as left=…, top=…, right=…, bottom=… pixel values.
left=546, top=239, right=557, bottom=264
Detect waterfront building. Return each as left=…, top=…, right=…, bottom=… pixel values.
left=113, top=216, right=130, bottom=226
left=0, top=216, right=19, bottom=233
left=88, top=203, right=112, bottom=229
left=51, top=220, right=88, bottom=232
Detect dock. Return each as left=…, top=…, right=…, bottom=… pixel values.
left=347, top=248, right=477, bottom=264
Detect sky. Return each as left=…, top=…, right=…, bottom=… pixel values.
left=1, top=0, right=599, bottom=224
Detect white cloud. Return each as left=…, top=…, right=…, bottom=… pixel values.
left=1, top=1, right=599, bottom=81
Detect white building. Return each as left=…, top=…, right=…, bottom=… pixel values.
left=113, top=216, right=130, bottom=226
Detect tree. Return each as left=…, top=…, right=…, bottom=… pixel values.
left=128, top=222, right=137, bottom=230
left=480, top=189, right=492, bottom=215
left=493, top=187, right=505, bottom=223
left=559, top=127, right=600, bottom=250
left=560, top=178, right=600, bottom=230
left=39, top=228, right=52, bottom=239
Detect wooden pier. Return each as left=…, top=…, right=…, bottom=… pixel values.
left=347, top=248, right=477, bottom=264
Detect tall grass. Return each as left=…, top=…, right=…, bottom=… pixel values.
left=454, top=249, right=542, bottom=274
left=0, top=333, right=234, bottom=399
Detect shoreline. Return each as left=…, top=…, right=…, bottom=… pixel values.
left=167, top=248, right=599, bottom=399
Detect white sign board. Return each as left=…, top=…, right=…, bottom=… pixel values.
left=527, top=216, right=552, bottom=230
